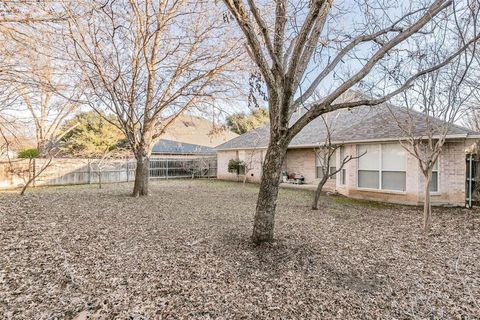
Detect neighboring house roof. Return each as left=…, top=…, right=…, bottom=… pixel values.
left=216, top=101, right=480, bottom=150
left=161, top=114, right=238, bottom=148
left=152, top=139, right=214, bottom=155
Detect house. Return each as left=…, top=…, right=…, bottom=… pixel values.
left=152, top=139, right=215, bottom=157
left=160, top=114, right=238, bottom=148
left=216, top=103, right=480, bottom=206
left=151, top=114, right=238, bottom=158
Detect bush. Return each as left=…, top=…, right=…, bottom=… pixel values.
left=228, top=159, right=244, bottom=174
left=18, top=148, right=40, bottom=159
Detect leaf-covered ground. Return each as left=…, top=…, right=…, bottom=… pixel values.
left=1, top=180, right=479, bottom=319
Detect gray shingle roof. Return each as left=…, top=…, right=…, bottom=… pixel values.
left=216, top=102, right=480, bottom=150
left=153, top=139, right=214, bottom=155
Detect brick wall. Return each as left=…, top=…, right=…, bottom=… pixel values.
left=217, top=139, right=470, bottom=206
left=337, top=141, right=468, bottom=206
left=217, top=149, right=264, bottom=183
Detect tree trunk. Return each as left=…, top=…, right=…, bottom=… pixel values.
left=312, top=177, right=328, bottom=210
left=252, top=141, right=287, bottom=244
left=423, top=171, right=432, bottom=232
left=133, top=154, right=150, bottom=197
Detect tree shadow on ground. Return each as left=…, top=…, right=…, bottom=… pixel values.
left=217, top=231, right=385, bottom=295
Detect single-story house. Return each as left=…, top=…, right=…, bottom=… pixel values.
left=216, top=103, right=480, bottom=206
left=161, top=114, right=238, bottom=147
left=152, top=139, right=215, bottom=157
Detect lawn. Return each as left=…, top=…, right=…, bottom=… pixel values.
left=1, top=180, right=479, bottom=319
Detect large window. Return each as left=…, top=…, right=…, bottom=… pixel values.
left=357, top=143, right=406, bottom=191
left=315, top=150, right=336, bottom=179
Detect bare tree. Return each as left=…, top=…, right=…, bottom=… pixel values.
left=181, top=157, right=211, bottom=179
left=389, top=46, right=477, bottom=231
left=0, top=2, right=80, bottom=156
left=92, top=147, right=130, bottom=189
left=17, top=54, right=81, bottom=155
left=311, top=116, right=364, bottom=210
left=63, top=0, right=241, bottom=197
left=222, top=0, right=480, bottom=243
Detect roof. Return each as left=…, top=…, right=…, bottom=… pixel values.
left=152, top=139, right=215, bottom=155
left=161, top=114, right=238, bottom=147
left=216, top=101, right=480, bottom=150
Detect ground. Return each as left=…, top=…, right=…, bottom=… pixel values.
left=1, top=180, right=479, bottom=319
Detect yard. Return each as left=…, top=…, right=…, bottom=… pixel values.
left=1, top=180, right=479, bottom=319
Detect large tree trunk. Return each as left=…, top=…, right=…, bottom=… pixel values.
left=252, top=141, right=287, bottom=244
left=423, top=170, right=432, bottom=231
left=133, top=153, right=150, bottom=197
left=312, top=176, right=328, bottom=210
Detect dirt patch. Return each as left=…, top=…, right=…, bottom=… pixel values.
left=1, top=180, right=479, bottom=319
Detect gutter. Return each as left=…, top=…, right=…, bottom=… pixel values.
left=216, top=134, right=480, bottom=151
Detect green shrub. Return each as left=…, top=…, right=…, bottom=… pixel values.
left=228, top=159, right=244, bottom=174
left=18, top=148, right=40, bottom=159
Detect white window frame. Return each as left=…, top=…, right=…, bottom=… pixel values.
left=315, top=149, right=337, bottom=180
left=430, top=159, right=440, bottom=193
left=357, top=143, right=407, bottom=193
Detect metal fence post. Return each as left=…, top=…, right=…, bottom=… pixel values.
left=166, top=159, right=169, bottom=180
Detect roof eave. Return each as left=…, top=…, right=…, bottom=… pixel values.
left=216, top=134, right=479, bottom=151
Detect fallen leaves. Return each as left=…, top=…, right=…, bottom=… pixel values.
left=0, top=180, right=479, bottom=319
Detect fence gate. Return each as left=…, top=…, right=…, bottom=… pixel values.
left=466, top=154, right=480, bottom=208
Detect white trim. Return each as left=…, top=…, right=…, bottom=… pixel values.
left=357, top=143, right=407, bottom=192
left=355, top=186, right=407, bottom=195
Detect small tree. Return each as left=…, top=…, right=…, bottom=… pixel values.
left=15, top=148, right=54, bottom=196
left=92, top=147, right=130, bottom=189
left=388, top=44, right=477, bottom=231
left=311, top=115, right=364, bottom=210
left=181, top=158, right=210, bottom=179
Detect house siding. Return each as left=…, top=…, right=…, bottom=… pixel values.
left=217, top=149, right=264, bottom=183
left=217, top=140, right=469, bottom=206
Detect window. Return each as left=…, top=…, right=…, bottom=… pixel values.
left=381, top=144, right=406, bottom=191
left=358, top=144, right=380, bottom=189
left=329, top=152, right=336, bottom=180
left=357, top=143, right=406, bottom=191
left=340, top=146, right=346, bottom=185
left=315, top=150, right=336, bottom=179
left=430, top=160, right=439, bottom=192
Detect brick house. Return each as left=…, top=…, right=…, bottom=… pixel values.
left=216, top=104, right=480, bottom=206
